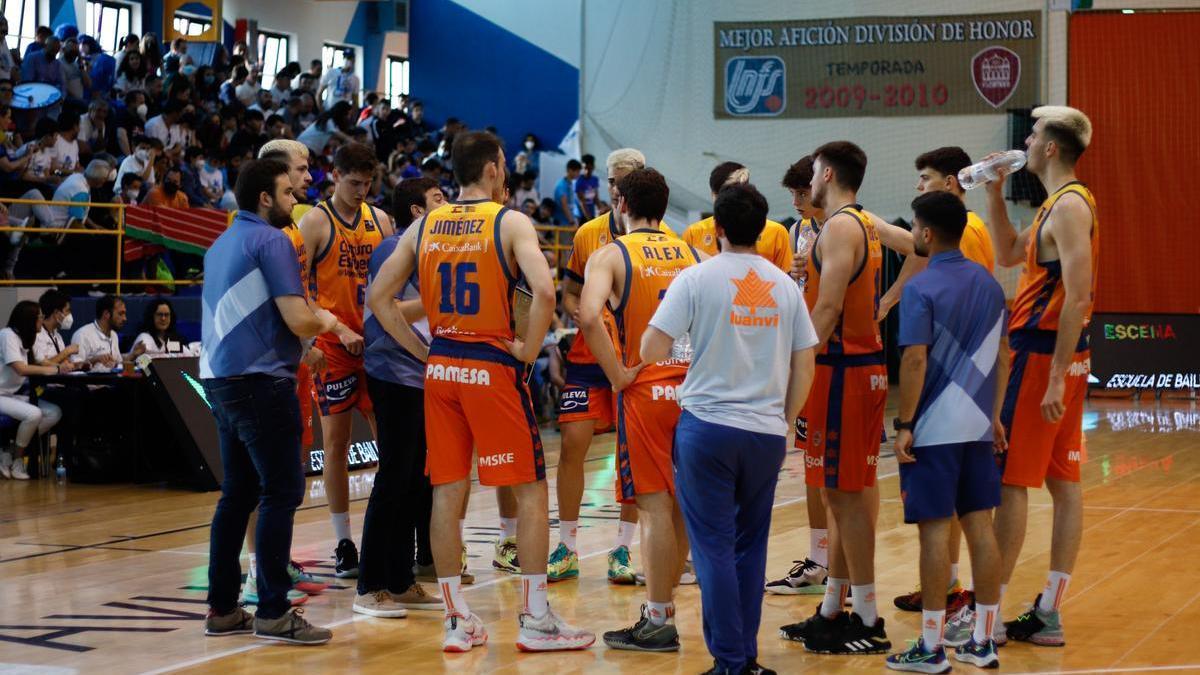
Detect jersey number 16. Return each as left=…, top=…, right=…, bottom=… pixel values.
left=437, top=262, right=480, bottom=315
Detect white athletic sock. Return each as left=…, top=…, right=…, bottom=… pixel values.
left=438, top=576, right=469, bottom=616
left=522, top=574, right=549, bottom=618
left=500, top=517, right=518, bottom=540
left=646, top=600, right=674, bottom=626
left=559, top=520, right=579, bottom=551
left=922, top=609, right=945, bottom=650
left=247, top=553, right=257, bottom=580
left=1039, top=570, right=1071, bottom=611
left=615, top=520, right=636, bottom=549
left=999, top=583, right=1008, bottom=610
left=810, top=528, right=829, bottom=568
left=821, top=577, right=849, bottom=618
left=852, top=583, right=878, bottom=626
left=975, top=603, right=999, bottom=644
left=949, top=563, right=960, bottom=586
left=331, top=512, right=351, bottom=542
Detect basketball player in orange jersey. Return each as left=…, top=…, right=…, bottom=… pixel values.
left=683, top=162, right=792, bottom=271
left=778, top=141, right=892, bottom=655
left=765, top=156, right=833, bottom=596
left=368, top=131, right=594, bottom=653
left=979, top=106, right=1097, bottom=647
left=579, top=168, right=700, bottom=652
left=297, top=142, right=394, bottom=577
left=875, top=146, right=995, bottom=615
left=552, top=148, right=665, bottom=585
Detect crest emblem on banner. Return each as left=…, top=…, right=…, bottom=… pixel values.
left=971, top=46, right=1021, bottom=108
left=724, top=56, right=786, bottom=116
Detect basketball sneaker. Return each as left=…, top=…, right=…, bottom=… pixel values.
left=765, top=558, right=828, bottom=595
left=391, top=583, right=442, bottom=610
left=779, top=605, right=843, bottom=644
left=894, top=580, right=966, bottom=612
left=352, top=589, right=408, bottom=618
left=240, top=576, right=308, bottom=607
left=700, top=659, right=777, bottom=675
left=602, top=604, right=680, bottom=652
left=804, top=612, right=891, bottom=655
left=885, top=638, right=952, bottom=673
left=253, top=608, right=332, bottom=645
left=635, top=560, right=697, bottom=586
left=954, top=636, right=1000, bottom=668
left=547, top=543, right=580, bottom=582
left=288, top=561, right=328, bottom=595
left=942, top=603, right=1008, bottom=648
left=516, top=606, right=596, bottom=651
left=443, top=612, right=488, bottom=653
left=460, top=545, right=475, bottom=584
left=607, top=545, right=636, bottom=585
left=1005, top=594, right=1065, bottom=646
left=205, top=607, right=254, bottom=636
left=493, top=536, right=521, bottom=574
left=0, top=451, right=12, bottom=479
left=334, top=538, right=359, bottom=578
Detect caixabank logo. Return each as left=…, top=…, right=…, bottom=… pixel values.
left=725, top=56, right=786, bottom=116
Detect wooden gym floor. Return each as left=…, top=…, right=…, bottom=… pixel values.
left=1, top=397, right=1198, bottom=674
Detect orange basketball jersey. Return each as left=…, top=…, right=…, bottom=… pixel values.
left=418, top=199, right=517, bottom=351
left=804, top=205, right=884, bottom=356
left=310, top=200, right=385, bottom=334
left=564, top=212, right=675, bottom=365
left=282, top=223, right=312, bottom=300
left=682, top=216, right=792, bottom=271
left=610, top=230, right=700, bottom=383
left=1009, top=182, right=1099, bottom=333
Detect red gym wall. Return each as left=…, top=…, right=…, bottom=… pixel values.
left=1069, top=11, right=1200, bottom=315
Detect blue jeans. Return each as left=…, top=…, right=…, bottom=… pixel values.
left=674, top=410, right=786, bottom=673
left=203, top=374, right=305, bottom=619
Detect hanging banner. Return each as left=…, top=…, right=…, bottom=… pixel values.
left=714, top=11, right=1041, bottom=118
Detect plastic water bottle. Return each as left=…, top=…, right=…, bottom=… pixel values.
left=795, top=223, right=819, bottom=289
left=671, top=333, right=693, bottom=362
left=957, top=150, right=1027, bottom=190
left=55, top=456, right=66, bottom=484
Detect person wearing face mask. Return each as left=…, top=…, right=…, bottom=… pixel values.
left=182, top=146, right=219, bottom=207
left=117, top=173, right=144, bottom=204
left=115, top=136, right=160, bottom=191
left=146, top=165, right=189, bottom=208
left=0, top=301, right=72, bottom=481
left=522, top=133, right=540, bottom=173
left=33, top=290, right=79, bottom=367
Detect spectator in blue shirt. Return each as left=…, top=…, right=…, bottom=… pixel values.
left=888, top=190, right=1008, bottom=669
left=21, top=36, right=66, bottom=98
left=199, top=158, right=350, bottom=644
left=22, top=26, right=52, bottom=60
left=553, top=159, right=581, bottom=226
left=79, top=35, right=116, bottom=100
left=575, top=153, right=600, bottom=221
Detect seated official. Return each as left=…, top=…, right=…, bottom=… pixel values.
left=70, top=294, right=145, bottom=368
left=33, top=289, right=80, bottom=366
left=134, top=297, right=194, bottom=356
left=0, top=301, right=75, bottom=481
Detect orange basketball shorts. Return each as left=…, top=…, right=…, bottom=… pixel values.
left=798, top=353, right=887, bottom=492
left=311, top=336, right=373, bottom=417
left=1000, top=330, right=1089, bottom=488
left=423, top=339, right=545, bottom=487
left=296, top=361, right=315, bottom=449
left=615, top=376, right=685, bottom=504
left=557, top=362, right=615, bottom=431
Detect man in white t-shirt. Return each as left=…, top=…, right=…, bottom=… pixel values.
left=115, top=137, right=160, bottom=192
left=52, top=111, right=83, bottom=174
left=640, top=182, right=818, bottom=675
left=318, top=51, right=360, bottom=110
left=3, top=160, right=112, bottom=276
left=70, top=295, right=143, bottom=367
left=34, top=289, right=78, bottom=366
left=144, top=101, right=187, bottom=160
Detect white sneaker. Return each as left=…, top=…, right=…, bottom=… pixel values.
left=516, top=606, right=596, bottom=652
left=443, top=612, right=488, bottom=652
left=0, top=452, right=12, bottom=479
left=635, top=560, right=698, bottom=586
left=942, top=603, right=1008, bottom=648
left=9, top=457, right=29, bottom=480
left=352, top=589, right=408, bottom=618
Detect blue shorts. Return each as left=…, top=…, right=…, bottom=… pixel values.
left=899, top=441, right=1001, bottom=524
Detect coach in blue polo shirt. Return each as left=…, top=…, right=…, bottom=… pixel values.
left=200, top=158, right=341, bottom=645
left=887, top=191, right=1008, bottom=672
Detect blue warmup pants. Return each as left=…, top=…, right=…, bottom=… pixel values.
left=674, top=410, right=786, bottom=673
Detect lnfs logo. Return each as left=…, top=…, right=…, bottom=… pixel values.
left=725, top=56, right=786, bottom=116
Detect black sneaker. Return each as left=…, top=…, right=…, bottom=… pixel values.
left=804, top=612, right=891, bottom=655
left=779, top=605, right=845, bottom=643
left=335, top=538, right=359, bottom=579
left=700, top=660, right=734, bottom=675
left=743, top=661, right=777, bottom=675
left=602, top=604, right=680, bottom=652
